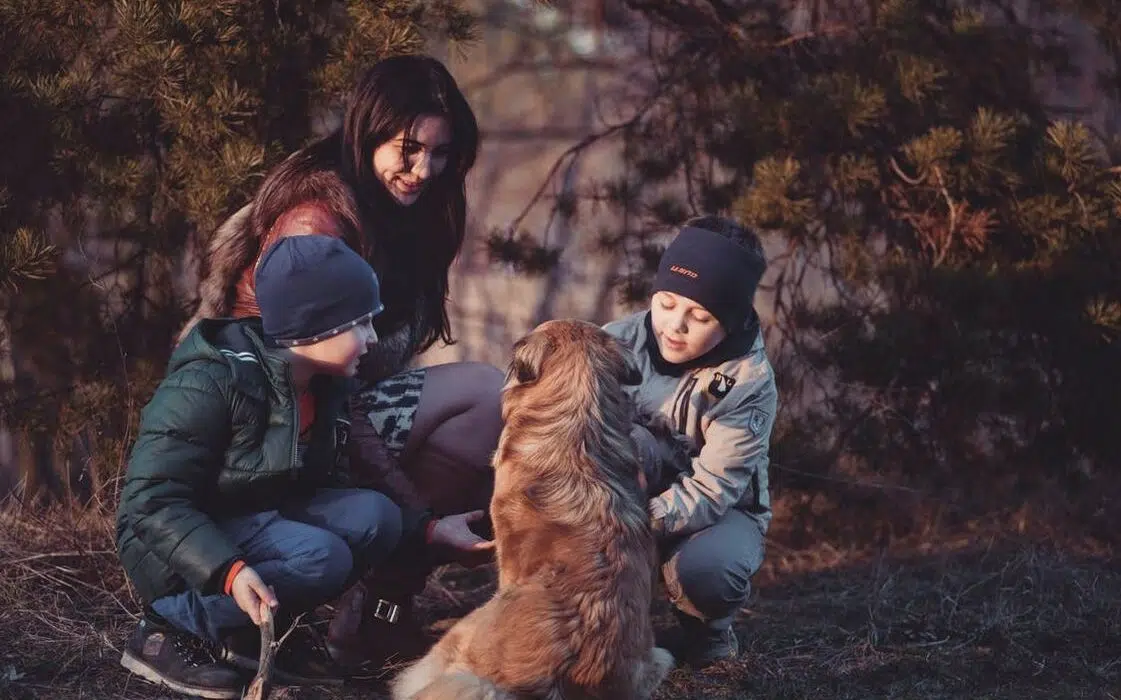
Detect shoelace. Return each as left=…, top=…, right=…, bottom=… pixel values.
left=278, top=625, right=330, bottom=660
left=170, top=632, right=221, bottom=666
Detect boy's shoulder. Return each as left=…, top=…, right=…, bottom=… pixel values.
left=718, top=330, right=772, bottom=377
left=138, top=359, right=237, bottom=438
left=602, top=310, right=646, bottom=346
left=710, top=332, right=776, bottom=410
left=154, top=353, right=243, bottom=409
left=168, top=318, right=272, bottom=402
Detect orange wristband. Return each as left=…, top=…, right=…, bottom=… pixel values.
left=424, top=518, right=439, bottom=545
left=224, top=560, right=247, bottom=596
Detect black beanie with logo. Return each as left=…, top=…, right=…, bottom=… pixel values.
left=652, top=224, right=767, bottom=332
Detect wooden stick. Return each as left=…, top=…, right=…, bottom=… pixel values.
left=244, top=604, right=276, bottom=700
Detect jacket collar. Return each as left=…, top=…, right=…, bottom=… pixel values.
left=184, top=317, right=351, bottom=404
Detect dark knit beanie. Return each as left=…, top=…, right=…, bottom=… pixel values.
left=255, top=235, right=384, bottom=347
left=653, top=224, right=766, bottom=332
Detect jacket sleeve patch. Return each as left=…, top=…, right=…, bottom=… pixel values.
left=748, top=408, right=769, bottom=437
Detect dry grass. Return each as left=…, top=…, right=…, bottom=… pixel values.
left=1, top=496, right=1118, bottom=700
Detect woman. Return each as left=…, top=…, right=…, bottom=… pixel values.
left=179, top=54, right=502, bottom=668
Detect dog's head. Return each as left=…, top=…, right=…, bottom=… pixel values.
left=505, top=319, right=642, bottom=392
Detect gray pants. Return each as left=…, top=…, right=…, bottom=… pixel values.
left=151, top=488, right=402, bottom=644
left=632, top=423, right=765, bottom=630
left=659, top=509, right=765, bottom=631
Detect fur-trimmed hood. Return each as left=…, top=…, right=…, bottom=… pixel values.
left=178, top=166, right=427, bottom=383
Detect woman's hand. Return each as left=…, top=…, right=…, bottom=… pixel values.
left=230, top=566, right=278, bottom=625
left=429, top=510, right=495, bottom=552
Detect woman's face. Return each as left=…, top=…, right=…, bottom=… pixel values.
left=371, top=114, right=453, bottom=206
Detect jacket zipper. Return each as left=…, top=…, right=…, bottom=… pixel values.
left=286, top=365, right=300, bottom=474
left=672, top=371, right=700, bottom=435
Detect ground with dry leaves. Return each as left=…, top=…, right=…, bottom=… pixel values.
left=1, top=497, right=1118, bottom=700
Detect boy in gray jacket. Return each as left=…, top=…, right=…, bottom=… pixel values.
left=603, top=216, right=777, bottom=668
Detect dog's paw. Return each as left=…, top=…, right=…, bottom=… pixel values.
left=635, top=409, right=699, bottom=463
left=650, top=646, right=675, bottom=674
left=632, top=646, right=676, bottom=698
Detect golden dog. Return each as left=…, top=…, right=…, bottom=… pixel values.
left=390, top=320, right=674, bottom=700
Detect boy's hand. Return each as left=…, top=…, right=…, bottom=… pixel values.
left=231, top=566, right=278, bottom=625
left=430, top=510, right=495, bottom=553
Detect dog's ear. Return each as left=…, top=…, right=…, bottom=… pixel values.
left=505, top=338, right=530, bottom=385
left=506, top=333, right=554, bottom=386
left=511, top=357, right=537, bottom=385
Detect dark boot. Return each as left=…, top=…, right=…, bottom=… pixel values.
left=120, top=617, right=246, bottom=699
left=360, top=591, right=433, bottom=666
left=327, top=583, right=432, bottom=668
left=325, top=576, right=432, bottom=674
left=221, top=621, right=344, bottom=686
left=325, top=581, right=374, bottom=667
left=325, top=580, right=421, bottom=668
left=658, top=611, right=740, bottom=668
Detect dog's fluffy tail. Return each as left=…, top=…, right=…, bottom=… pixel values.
left=411, top=671, right=513, bottom=700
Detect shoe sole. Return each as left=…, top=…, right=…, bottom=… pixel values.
left=120, top=650, right=242, bottom=699
left=223, top=649, right=345, bottom=686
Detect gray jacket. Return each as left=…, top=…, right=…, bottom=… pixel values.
left=604, top=311, right=777, bottom=537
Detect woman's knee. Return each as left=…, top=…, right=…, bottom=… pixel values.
left=461, top=360, right=505, bottom=389
left=430, top=361, right=503, bottom=414
left=455, top=362, right=504, bottom=418
left=421, top=362, right=504, bottom=457
left=409, top=362, right=503, bottom=450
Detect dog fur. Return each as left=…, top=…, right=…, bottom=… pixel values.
left=391, top=319, right=674, bottom=700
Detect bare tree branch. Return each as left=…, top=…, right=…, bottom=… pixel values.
left=244, top=606, right=276, bottom=700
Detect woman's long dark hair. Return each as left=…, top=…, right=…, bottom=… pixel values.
left=250, top=54, right=479, bottom=351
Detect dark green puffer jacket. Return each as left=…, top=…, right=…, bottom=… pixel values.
left=116, top=318, right=358, bottom=604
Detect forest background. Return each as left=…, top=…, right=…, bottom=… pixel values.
left=1, top=1, right=1119, bottom=698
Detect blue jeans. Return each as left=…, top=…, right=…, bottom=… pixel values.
left=151, top=488, right=401, bottom=644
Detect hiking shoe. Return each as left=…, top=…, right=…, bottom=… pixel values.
left=686, top=625, right=740, bottom=667
left=221, top=622, right=345, bottom=686
left=120, top=618, right=246, bottom=699
left=657, top=615, right=740, bottom=668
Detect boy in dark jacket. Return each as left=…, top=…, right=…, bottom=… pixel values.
left=116, top=235, right=490, bottom=698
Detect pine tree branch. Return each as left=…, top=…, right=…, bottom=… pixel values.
left=889, top=156, right=925, bottom=185
left=508, top=91, right=666, bottom=232
left=460, top=57, right=623, bottom=92
left=931, top=166, right=958, bottom=267
left=771, top=22, right=853, bottom=49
